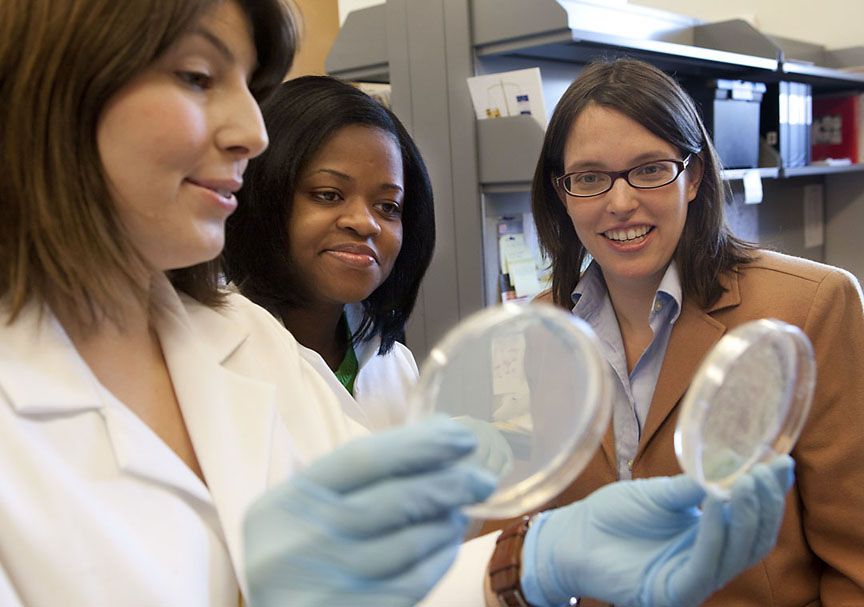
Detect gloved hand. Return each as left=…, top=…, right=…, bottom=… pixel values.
left=452, top=416, right=515, bottom=478
left=244, top=417, right=497, bottom=607
left=521, top=455, right=795, bottom=607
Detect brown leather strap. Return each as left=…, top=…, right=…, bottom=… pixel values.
left=489, top=516, right=533, bottom=607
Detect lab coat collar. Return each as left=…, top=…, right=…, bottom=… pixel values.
left=158, top=278, right=249, bottom=365
left=0, top=279, right=254, bottom=415
left=345, top=302, right=380, bottom=370
left=1, top=281, right=281, bottom=595
left=0, top=290, right=217, bottom=504
left=0, top=299, right=103, bottom=415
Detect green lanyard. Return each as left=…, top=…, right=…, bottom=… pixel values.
left=333, top=318, right=359, bottom=395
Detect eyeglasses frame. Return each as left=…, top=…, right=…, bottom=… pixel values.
left=555, top=153, right=693, bottom=198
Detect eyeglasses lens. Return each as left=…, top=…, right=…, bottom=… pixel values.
left=561, top=160, right=682, bottom=197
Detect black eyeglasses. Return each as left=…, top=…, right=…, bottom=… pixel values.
left=555, top=154, right=692, bottom=198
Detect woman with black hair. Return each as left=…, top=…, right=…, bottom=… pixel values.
left=223, top=75, right=434, bottom=436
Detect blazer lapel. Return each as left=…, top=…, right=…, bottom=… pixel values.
left=599, top=415, right=617, bottom=470
left=637, top=270, right=742, bottom=456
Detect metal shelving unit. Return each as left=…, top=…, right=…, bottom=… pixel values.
left=325, top=4, right=388, bottom=82
left=722, top=167, right=781, bottom=181
left=328, top=0, right=864, bottom=354
left=471, top=1, right=779, bottom=76
left=784, top=163, right=864, bottom=177
left=772, top=35, right=864, bottom=92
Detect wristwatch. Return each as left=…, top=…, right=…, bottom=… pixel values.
left=488, top=515, right=535, bottom=607
left=489, top=515, right=580, bottom=607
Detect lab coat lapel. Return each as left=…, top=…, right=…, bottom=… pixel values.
left=155, top=286, right=279, bottom=595
left=637, top=271, right=742, bottom=456
left=100, top=405, right=213, bottom=504
left=0, top=299, right=214, bottom=503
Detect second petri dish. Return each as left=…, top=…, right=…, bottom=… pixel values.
left=674, top=318, right=815, bottom=498
left=406, top=303, right=611, bottom=520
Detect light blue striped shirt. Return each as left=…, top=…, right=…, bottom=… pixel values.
left=571, top=260, right=683, bottom=480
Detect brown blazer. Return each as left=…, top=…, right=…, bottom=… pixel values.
left=485, top=250, right=864, bottom=606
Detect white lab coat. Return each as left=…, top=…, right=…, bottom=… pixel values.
left=0, top=277, right=367, bottom=606
left=0, top=278, right=495, bottom=606
left=273, top=303, right=500, bottom=606
left=295, top=303, right=419, bottom=432
left=292, top=305, right=500, bottom=607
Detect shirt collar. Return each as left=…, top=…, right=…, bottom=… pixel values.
left=571, top=259, right=683, bottom=323
left=654, top=260, right=682, bottom=322
left=571, top=261, right=606, bottom=322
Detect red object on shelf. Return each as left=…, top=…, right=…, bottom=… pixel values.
left=811, top=94, right=864, bottom=162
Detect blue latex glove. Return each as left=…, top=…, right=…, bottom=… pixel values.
left=244, top=417, right=497, bottom=607
left=521, top=456, right=795, bottom=607
left=452, top=416, right=515, bottom=478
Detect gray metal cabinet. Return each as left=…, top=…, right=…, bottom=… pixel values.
left=328, top=0, right=864, bottom=359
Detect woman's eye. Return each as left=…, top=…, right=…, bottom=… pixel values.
left=634, top=163, right=669, bottom=177
left=575, top=173, right=600, bottom=184
left=311, top=190, right=341, bottom=203
left=376, top=201, right=402, bottom=218
left=177, top=71, right=213, bottom=90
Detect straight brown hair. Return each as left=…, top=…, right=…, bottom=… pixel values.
left=0, top=0, right=296, bottom=331
left=532, top=59, right=755, bottom=308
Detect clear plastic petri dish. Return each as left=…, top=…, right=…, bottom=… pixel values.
left=406, top=302, right=611, bottom=520
left=674, top=318, right=815, bottom=499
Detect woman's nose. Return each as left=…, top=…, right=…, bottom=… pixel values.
left=216, top=88, right=269, bottom=160
left=337, top=199, right=382, bottom=237
left=604, top=178, right=639, bottom=216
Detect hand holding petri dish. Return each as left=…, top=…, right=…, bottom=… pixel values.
left=406, top=303, right=611, bottom=520
left=674, top=319, right=816, bottom=499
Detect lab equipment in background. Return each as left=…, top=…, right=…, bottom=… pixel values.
left=467, top=68, right=547, bottom=129
left=496, top=214, right=550, bottom=303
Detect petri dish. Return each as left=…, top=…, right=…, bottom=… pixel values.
left=406, top=302, right=610, bottom=519
left=674, top=318, right=815, bottom=499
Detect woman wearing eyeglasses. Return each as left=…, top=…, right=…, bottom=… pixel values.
left=482, top=59, right=864, bottom=606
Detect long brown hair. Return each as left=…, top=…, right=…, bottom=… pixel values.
left=0, top=0, right=296, bottom=331
left=532, top=59, right=755, bottom=308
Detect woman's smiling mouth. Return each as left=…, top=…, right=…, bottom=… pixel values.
left=603, top=225, right=654, bottom=242
left=324, top=244, right=379, bottom=267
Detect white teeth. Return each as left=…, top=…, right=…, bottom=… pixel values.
left=605, top=226, right=650, bottom=242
